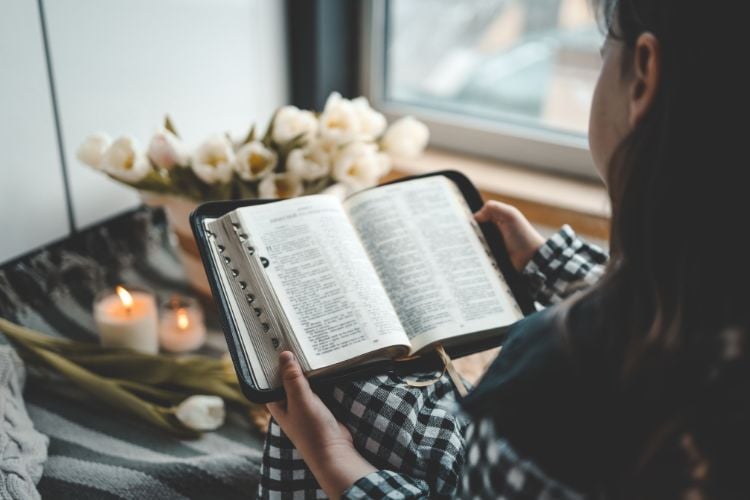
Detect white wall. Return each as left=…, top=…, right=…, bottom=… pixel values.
left=44, top=0, right=289, bottom=229
left=0, top=0, right=70, bottom=263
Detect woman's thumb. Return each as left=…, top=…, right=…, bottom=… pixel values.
left=279, top=351, right=312, bottom=404
left=475, top=200, right=516, bottom=224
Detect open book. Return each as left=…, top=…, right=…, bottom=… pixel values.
left=192, top=171, right=533, bottom=402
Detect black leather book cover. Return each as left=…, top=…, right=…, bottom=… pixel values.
left=191, top=170, right=535, bottom=403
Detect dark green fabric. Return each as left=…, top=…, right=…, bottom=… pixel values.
left=462, top=301, right=615, bottom=493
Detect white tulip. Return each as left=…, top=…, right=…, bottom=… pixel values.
left=316, top=137, right=342, bottom=157
left=192, top=135, right=235, bottom=184
left=174, top=395, right=225, bottom=431
left=234, top=141, right=278, bottom=180
left=258, top=173, right=303, bottom=199
left=332, top=142, right=390, bottom=192
left=381, top=116, right=430, bottom=158
left=319, top=92, right=361, bottom=144
left=147, top=128, right=189, bottom=170
left=76, top=132, right=112, bottom=169
left=286, top=143, right=331, bottom=181
left=100, top=136, right=152, bottom=183
left=352, top=97, right=386, bottom=141
left=271, top=105, right=318, bottom=145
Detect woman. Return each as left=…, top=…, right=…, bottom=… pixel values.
left=263, top=0, right=749, bottom=497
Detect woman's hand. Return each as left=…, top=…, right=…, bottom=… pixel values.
left=475, top=200, right=545, bottom=272
left=267, top=352, right=376, bottom=499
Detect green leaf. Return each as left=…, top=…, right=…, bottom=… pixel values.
left=0, top=317, right=256, bottom=437
left=123, top=170, right=172, bottom=194
left=168, top=167, right=208, bottom=201
left=241, top=124, right=256, bottom=145
left=274, top=133, right=308, bottom=171
left=278, top=133, right=307, bottom=157
left=236, top=178, right=258, bottom=200
left=305, top=177, right=333, bottom=195
left=207, top=181, right=232, bottom=201
left=261, top=108, right=281, bottom=148
left=13, top=337, right=199, bottom=437
left=164, top=115, right=180, bottom=137
left=225, top=132, right=235, bottom=149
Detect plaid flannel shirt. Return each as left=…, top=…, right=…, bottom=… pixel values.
left=258, top=225, right=608, bottom=499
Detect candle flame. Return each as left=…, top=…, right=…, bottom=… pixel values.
left=176, top=308, right=190, bottom=330
left=115, top=286, right=134, bottom=312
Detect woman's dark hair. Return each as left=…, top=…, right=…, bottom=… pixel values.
left=572, top=0, right=749, bottom=497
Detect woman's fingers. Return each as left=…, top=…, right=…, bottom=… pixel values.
left=473, top=202, right=493, bottom=222
left=474, top=200, right=519, bottom=224
left=474, top=200, right=545, bottom=271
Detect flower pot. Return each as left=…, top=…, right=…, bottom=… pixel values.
left=141, top=193, right=211, bottom=297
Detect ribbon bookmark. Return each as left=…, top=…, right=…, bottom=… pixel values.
left=436, top=345, right=469, bottom=397
left=403, top=344, right=468, bottom=398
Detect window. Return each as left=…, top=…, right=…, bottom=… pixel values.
left=362, top=0, right=604, bottom=178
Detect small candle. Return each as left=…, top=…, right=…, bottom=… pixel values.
left=94, top=285, right=159, bottom=354
left=159, top=295, right=206, bottom=353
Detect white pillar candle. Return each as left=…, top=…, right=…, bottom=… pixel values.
left=93, top=285, right=159, bottom=354
left=159, top=295, right=206, bottom=353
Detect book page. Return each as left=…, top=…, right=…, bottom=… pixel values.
left=345, top=176, right=523, bottom=353
left=235, top=195, right=410, bottom=370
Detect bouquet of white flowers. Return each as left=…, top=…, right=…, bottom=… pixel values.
left=76, top=92, right=429, bottom=201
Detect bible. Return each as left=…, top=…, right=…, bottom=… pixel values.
left=191, top=170, right=534, bottom=402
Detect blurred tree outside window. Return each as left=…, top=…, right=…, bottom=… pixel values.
left=386, top=0, right=602, bottom=136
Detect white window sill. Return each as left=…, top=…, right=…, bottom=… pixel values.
left=391, top=148, right=611, bottom=240
left=394, top=148, right=610, bottom=217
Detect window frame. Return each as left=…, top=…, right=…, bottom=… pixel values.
left=360, top=0, right=599, bottom=179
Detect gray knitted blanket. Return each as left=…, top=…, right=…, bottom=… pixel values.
left=0, top=207, right=264, bottom=499
left=0, top=343, right=47, bottom=500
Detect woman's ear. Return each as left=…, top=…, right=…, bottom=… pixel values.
left=629, top=33, right=661, bottom=126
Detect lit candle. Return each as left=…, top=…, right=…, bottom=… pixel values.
left=159, top=295, right=206, bottom=353
left=93, top=285, right=159, bottom=354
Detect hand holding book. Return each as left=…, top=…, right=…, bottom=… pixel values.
left=474, top=200, right=546, bottom=272
left=192, top=171, right=534, bottom=402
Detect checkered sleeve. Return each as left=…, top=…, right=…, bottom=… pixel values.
left=258, top=372, right=467, bottom=499
left=342, top=416, right=583, bottom=499
left=259, top=373, right=584, bottom=499
left=523, top=224, right=608, bottom=306
left=343, top=470, right=428, bottom=499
